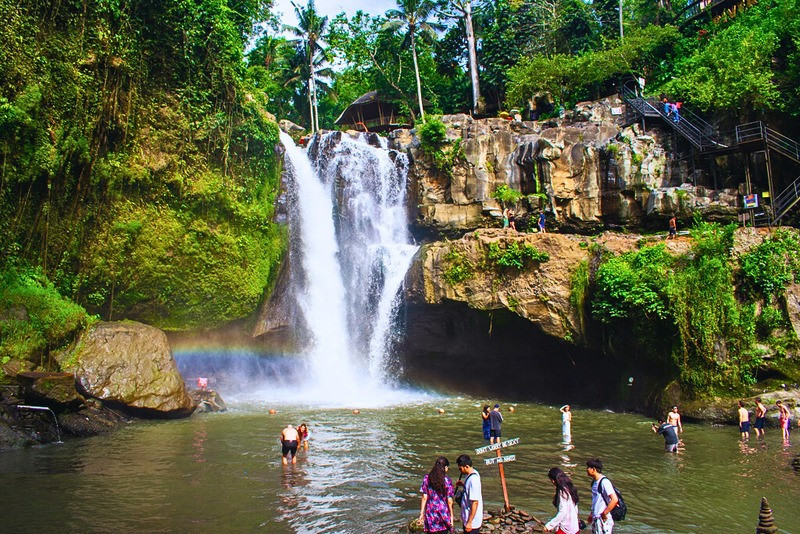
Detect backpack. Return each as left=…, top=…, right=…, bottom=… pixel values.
left=454, top=473, right=474, bottom=507
left=599, top=476, right=627, bottom=521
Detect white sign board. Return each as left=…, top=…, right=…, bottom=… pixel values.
left=611, top=107, right=623, bottom=116
left=484, top=455, right=516, bottom=465
left=475, top=438, right=520, bottom=455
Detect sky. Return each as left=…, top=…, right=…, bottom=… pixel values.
left=272, top=0, right=399, bottom=27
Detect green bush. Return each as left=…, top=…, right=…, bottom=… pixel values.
left=487, top=242, right=549, bottom=270
left=740, top=229, right=800, bottom=298
left=493, top=184, right=523, bottom=205
left=418, top=116, right=448, bottom=148
left=443, top=249, right=474, bottom=286
left=0, top=265, right=95, bottom=373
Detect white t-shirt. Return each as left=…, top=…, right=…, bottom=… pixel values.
left=460, top=470, right=483, bottom=530
left=591, top=477, right=616, bottom=526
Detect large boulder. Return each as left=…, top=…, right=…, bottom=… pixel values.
left=57, top=321, right=195, bottom=417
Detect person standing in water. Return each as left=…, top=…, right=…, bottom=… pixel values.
left=666, top=406, right=682, bottom=435
left=777, top=400, right=791, bottom=442
left=297, top=422, right=310, bottom=450
left=489, top=404, right=504, bottom=444
left=754, top=399, right=767, bottom=438
left=543, top=467, right=580, bottom=534
left=419, top=456, right=454, bottom=533
left=481, top=405, right=491, bottom=441
left=738, top=401, right=750, bottom=440
left=586, top=458, right=617, bottom=534
left=652, top=419, right=679, bottom=453
left=280, top=424, right=300, bottom=465
left=560, top=405, right=572, bottom=438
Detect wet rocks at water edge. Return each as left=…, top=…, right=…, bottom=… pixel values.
left=401, top=508, right=544, bottom=533
left=190, top=389, right=227, bottom=413
left=482, top=508, right=544, bottom=533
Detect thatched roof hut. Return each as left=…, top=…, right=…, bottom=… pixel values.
left=334, top=91, right=408, bottom=132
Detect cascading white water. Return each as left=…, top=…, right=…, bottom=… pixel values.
left=279, top=131, right=419, bottom=405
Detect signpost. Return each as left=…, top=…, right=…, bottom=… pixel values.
left=484, top=454, right=516, bottom=465
left=474, top=437, right=520, bottom=512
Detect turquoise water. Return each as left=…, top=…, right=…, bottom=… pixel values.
left=0, top=397, right=798, bottom=533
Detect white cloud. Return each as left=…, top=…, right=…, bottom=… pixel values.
left=273, top=0, right=399, bottom=28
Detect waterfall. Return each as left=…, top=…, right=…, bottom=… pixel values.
left=278, top=131, right=418, bottom=405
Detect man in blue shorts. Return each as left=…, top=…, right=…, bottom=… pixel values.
left=738, top=400, right=750, bottom=440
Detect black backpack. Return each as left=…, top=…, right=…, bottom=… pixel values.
left=599, top=476, right=627, bottom=521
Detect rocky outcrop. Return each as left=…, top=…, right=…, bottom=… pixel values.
left=57, top=321, right=196, bottom=417
left=407, top=229, right=586, bottom=341
left=406, top=228, right=694, bottom=343
left=16, top=372, right=84, bottom=408
left=392, top=96, right=740, bottom=237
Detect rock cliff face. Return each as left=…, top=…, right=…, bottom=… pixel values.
left=391, top=96, right=739, bottom=237
left=401, top=227, right=800, bottom=409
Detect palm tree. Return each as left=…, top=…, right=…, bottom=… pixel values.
left=440, top=0, right=482, bottom=115
left=383, top=0, right=440, bottom=122
left=284, top=0, right=329, bottom=133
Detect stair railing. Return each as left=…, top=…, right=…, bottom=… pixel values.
left=771, top=174, right=800, bottom=223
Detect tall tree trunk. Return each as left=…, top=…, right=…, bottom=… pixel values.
left=463, top=1, right=482, bottom=115
left=411, top=32, right=425, bottom=122
left=308, top=75, right=315, bottom=133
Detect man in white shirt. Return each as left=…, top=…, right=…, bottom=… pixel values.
left=586, top=458, right=617, bottom=534
left=456, top=454, right=483, bottom=533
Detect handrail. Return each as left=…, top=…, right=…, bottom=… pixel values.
left=773, top=175, right=800, bottom=223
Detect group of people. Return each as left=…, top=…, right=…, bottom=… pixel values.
left=652, top=405, right=683, bottom=452
left=418, top=454, right=620, bottom=534
left=501, top=209, right=547, bottom=233
left=660, top=95, right=682, bottom=123
left=279, top=423, right=309, bottom=465
left=480, top=404, right=505, bottom=443
left=738, top=398, right=795, bottom=442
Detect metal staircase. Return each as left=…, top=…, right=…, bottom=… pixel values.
left=621, top=87, right=800, bottom=225
left=771, top=175, right=800, bottom=224
left=620, top=87, right=722, bottom=151
left=736, top=122, right=800, bottom=164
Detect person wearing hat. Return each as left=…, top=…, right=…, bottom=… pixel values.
left=489, top=404, right=504, bottom=444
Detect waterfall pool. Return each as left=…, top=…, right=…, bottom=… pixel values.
left=1, top=396, right=798, bottom=532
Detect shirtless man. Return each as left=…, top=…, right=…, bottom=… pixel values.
left=738, top=401, right=750, bottom=440
left=667, top=406, right=682, bottom=435
left=280, top=424, right=300, bottom=465
left=754, top=398, right=767, bottom=438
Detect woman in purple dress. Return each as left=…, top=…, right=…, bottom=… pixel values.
left=419, top=456, right=454, bottom=533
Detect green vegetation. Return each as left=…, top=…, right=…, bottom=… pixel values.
left=493, top=184, right=524, bottom=205
left=585, top=221, right=799, bottom=395
left=417, top=116, right=463, bottom=176
left=0, top=266, right=96, bottom=377
left=443, top=249, right=474, bottom=285
left=0, top=0, right=287, bottom=349
left=487, top=242, right=549, bottom=270
left=740, top=229, right=800, bottom=298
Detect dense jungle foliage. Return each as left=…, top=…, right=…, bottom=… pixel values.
left=0, top=0, right=286, bottom=347
left=577, top=223, right=800, bottom=395
left=250, top=0, right=800, bottom=129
